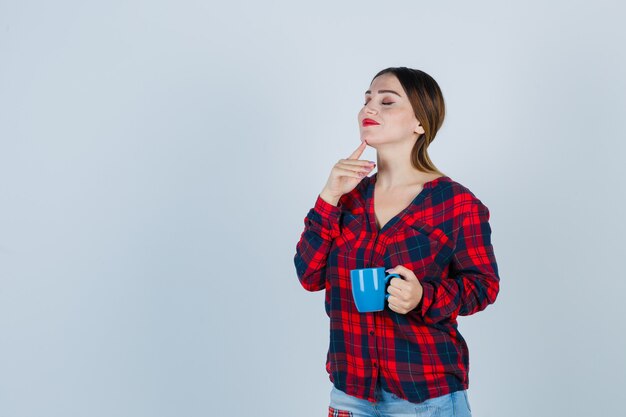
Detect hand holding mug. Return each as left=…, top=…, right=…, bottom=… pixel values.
left=385, top=265, right=424, bottom=314
left=320, top=141, right=376, bottom=206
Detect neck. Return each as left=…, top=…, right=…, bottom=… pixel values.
left=374, top=142, right=436, bottom=189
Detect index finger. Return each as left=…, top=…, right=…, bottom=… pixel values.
left=389, top=277, right=409, bottom=291
left=347, top=140, right=368, bottom=160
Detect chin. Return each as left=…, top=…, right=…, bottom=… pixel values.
left=360, top=132, right=377, bottom=142
left=360, top=135, right=383, bottom=147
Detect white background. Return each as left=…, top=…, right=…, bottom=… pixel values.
left=1, top=1, right=625, bottom=416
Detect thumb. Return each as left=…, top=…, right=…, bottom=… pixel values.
left=388, top=265, right=418, bottom=281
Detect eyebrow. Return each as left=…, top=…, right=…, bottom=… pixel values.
left=364, top=89, right=402, bottom=97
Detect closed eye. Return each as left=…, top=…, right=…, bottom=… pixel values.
left=363, top=102, right=394, bottom=106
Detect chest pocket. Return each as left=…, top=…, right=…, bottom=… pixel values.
left=387, top=221, right=455, bottom=277
left=333, top=211, right=364, bottom=253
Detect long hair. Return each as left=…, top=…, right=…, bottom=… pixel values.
left=372, top=67, right=446, bottom=176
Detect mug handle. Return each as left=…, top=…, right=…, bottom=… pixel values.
left=384, top=273, right=402, bottom=300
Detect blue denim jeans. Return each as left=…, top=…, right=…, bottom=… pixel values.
left=329, top=385, right=473, bottom=417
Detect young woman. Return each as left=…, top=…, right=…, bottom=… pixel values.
left=294, top=67, right=500, bottom=417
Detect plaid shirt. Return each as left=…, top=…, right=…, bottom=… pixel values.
left=294, top=173, right=500, bottom=404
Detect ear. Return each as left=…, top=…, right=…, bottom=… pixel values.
left=414, top=122, right=425, bottom=135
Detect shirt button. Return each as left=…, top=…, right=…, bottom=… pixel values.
left=373, top=361, right=377, bottom=367
left=369, top=330, right=375, bottom=336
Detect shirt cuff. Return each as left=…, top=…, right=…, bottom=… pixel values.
left=314, top=194, right=342, bottom=219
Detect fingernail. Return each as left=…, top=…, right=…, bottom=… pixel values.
left=386, top=268, right=393, bottom=273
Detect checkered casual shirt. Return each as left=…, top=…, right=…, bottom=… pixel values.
left=294, top=173, right=500, bottom=404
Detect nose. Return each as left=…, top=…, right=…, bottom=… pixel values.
left=363, top=103, right=377, bottom=115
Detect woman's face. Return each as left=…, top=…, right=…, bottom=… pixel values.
left=358, top=73, right=424, bottom=146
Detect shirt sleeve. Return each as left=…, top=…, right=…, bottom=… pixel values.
left=293, top=194, right=342, bottom=291
left=416, top=199, right=500, bottom=323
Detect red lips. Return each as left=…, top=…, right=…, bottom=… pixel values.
left=362, top=118, right=380, bottom=126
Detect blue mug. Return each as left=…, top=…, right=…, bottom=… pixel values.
left=350, top=267, right=402, bottom=312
